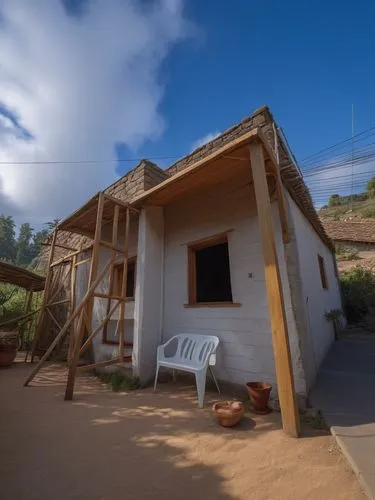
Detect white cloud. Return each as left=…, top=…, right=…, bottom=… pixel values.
left=0, top=0, right=191, bottom=226
left=191, top=131, right=220, bottom=152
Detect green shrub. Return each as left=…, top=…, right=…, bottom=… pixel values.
left=360, top=206, right=375, bottom=218
left=340, top=267, right=375, bottom=323
left=96, top=369, right=140, bottom=391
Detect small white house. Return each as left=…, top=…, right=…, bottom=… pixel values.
left=37, top=106, right=342, bottom=413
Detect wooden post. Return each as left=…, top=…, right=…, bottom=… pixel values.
left=30, top=229, right=58, bottom=362
left=249, top=141, right=300, bottom=438
left=118, top=207, right=130, bottom=361
left=67, top=255, right=77, bottom=363
left=64, top=193, right=105, bottom=400
left=20, top=289, right=33, bottom=351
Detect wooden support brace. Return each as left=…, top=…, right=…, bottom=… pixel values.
left=64, top=192, right=105, bottom=401
left=23, top=255, right=114, bottom=387
left=249, top=141, right=300, bottom=438
left=79, top=300, right=121, bottom=355
left=76, top=358, right=131, bottom=372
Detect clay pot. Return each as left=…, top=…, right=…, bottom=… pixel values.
left=212, top=401, right=244, bottom=427
left=246, top=382, right=272, bottom=414
left=0, top=331, right=18, bottom=367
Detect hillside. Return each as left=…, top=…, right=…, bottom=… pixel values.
left=319, top=198, right=375, bottom=220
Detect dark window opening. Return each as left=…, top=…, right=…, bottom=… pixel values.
left=318, top=254, right=328, bottom=290
left=189, top=236, right=233, bottom=304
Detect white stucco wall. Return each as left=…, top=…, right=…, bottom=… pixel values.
left=161, top=177, right=306, bottom=394
left=287, top=194, right=342, bottom=370
left=133, top=206, right=164, bottom=383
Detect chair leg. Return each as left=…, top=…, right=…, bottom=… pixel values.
left=209, top=366, right=221, bottom=395
left=195, top=370, right=207, bottom=409
left=154, top=365, right=160, bottom=392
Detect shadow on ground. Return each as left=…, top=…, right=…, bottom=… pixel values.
left=0, top=360, right=365, bottom=500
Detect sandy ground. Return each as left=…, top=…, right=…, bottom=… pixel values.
left=0, top=361, right=365, bottom=500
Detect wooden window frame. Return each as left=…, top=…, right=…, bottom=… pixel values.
left=318, top=254, right=328, bottom=290
left=102, top=257, right=136, bottom=345
left=185, top=232, right=240, bottom=308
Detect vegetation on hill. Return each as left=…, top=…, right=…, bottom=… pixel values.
left=319, top=175, right=375, bottom=220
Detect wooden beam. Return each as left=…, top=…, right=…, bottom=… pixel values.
left=74, top=258, right=91, bottom=267
left=118, top=207, right=130, bottom=361
left=99, top=240, right=123, bottom=254
left=64, top=192, right=105, bottom=400
left=67, top=255, right=77, bottom=363
left=46, top=307, right=63, bottom=331
left=50, top=244, right=94, bottom=268
left=79, top=300, right=121, bottom=355
left=76, top=357, right=131, bottom=372
left=131, top=128, right=259, bottom=207
left=103, top=192, right=140, bottom=214
left=30, top=229, right=57, bottom=362
left=249, top=141, right=300, bottom=438
left=93, top=292, right=125, bottom=301
left=23, top=255, right=114, bottom=387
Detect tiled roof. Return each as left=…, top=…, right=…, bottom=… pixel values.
left=321, top=218, right=375, bottom=243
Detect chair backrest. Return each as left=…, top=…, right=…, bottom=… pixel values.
left=170, top=334, right=219, bottom=367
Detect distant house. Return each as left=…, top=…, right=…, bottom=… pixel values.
left=321, top=219, right=375, bottom=250
left=37, top=106, right=342, bottom=408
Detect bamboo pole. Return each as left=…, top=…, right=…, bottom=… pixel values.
left=118, top=207, right=130, bottom=361
left=23, top=256, right=114, bottom=387
left=64, top=193, right=105, bottom=400
left=249, top=141, right=300, bottom=438
left=30, top=229, right=57, bottom=362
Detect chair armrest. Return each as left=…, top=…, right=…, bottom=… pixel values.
left=156, top=336, right=176, bottom=361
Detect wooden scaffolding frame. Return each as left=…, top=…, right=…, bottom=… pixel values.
left=24, top=191, right=137, bottom=400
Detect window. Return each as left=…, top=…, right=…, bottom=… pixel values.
left=318, top=254, right=328, bottom=289
left=112, top=259, right=136, bottom=299
left=187, top=233, right=237, bottom=306
left=102, top=258, right=136, bottom=344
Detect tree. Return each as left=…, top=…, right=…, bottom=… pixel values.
left=29, top=228, right=50, bottom=264
left=0, top=215, right=17, bottom=262
left=45, top=218, right=61, bottom=231
left=16, top=223, right=33, bottom=267
left=328, top=194, right=341, bottom=207
left=366, top=176, right=375, bottom=199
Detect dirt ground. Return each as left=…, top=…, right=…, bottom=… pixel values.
left=0, top=361, right=365, bottom=500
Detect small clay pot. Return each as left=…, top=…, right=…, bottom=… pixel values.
left=212, top=401, right=244, bottom=427
left=246, top=382, right=272, bottom=414
left=0, top=348, right=17, bottom=367
left=0, top=331, right=18, bottom=367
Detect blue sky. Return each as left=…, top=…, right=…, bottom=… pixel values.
left=0, top=0, right=374, bottom=224
left=136, top=1, right=375, bottom=165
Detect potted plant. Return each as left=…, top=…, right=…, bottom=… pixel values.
left=325, top=309, right=343, bottom=340
left=246, top=382, right=272, bottom=414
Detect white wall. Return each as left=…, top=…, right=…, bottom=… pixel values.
left=161, top=177, right=306, bottom=394
left=287, top=194, right=342, bottom=370
left=133, top=206, right=164, bottom=383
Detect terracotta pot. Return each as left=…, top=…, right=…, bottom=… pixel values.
left=246, top=382, right=272, bottom=414
left=0, top=331, right=18, bottom=367
left=212, top=401, right=244, bottom=427
left=0, top=348, right=17, bottom=367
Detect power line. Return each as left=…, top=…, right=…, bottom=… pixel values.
left=0, top=155, right=180, bottom=165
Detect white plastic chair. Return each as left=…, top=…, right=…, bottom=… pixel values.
left=154, top=334, right=220, bottom=408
